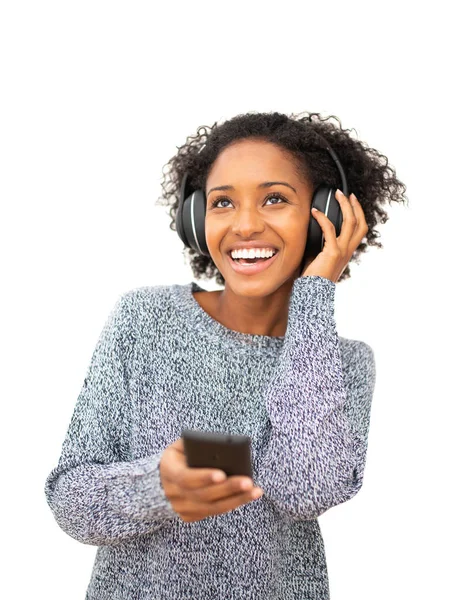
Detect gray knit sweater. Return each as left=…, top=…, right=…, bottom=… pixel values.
left=44, top=275, right=376, bottom=599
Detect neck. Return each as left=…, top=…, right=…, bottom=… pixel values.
left=214, top=279, right=294, bottom=337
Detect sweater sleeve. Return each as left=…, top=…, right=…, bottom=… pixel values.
left=255, top=275, right=376, bottom=522
left=44, top=292, right=179, bottom=547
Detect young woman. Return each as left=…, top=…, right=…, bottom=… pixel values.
left=44, top=111, right=407, bottom=599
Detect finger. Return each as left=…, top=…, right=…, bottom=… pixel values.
left=164, top=442, right=227, bottom=489
left=311, top=206, right=339, bottom=250
left=192, top=475, right=257, bottom=503
left=349, top=194, right=369, bottom=239
left=162, top=468, right=226, bottom=499
left=343, top=194, right=369, bottom=255
left=207, top=486, right=263, bottom=512
left=181, top=487, right=263, bottom=522
left=178, top=465, right=229, bottom=491
left=166, top=473, right=259, bottom=509
left=334, top=189, right=358, bottom=248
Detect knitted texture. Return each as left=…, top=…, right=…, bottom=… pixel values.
left=44, top=275, right=376, bottom=599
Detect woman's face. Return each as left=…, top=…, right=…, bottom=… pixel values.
left=205, top=138, right=314, bottom=296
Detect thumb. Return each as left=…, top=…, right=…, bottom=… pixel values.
left=171, top=437, right=185, bottom=452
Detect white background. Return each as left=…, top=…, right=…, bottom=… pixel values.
left=1, top=1, right=448, bottom=598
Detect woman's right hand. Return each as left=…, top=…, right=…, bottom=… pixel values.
left=159, top=437, right=264, bottom=523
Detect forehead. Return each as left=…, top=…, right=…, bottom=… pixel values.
left=206, top=139, right=301, bottom=184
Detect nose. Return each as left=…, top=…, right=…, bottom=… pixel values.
left=230, top=206, right=265, bottom=238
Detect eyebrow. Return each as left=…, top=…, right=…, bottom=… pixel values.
left=206, top=181, right=297, bottom=198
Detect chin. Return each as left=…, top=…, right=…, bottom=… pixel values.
left=223, top=277, right=290, bottom=297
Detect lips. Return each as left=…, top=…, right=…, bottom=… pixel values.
left=226, top=249, right=280, bottom=275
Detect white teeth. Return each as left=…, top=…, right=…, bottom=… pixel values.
left=231, top=248, right=276, bottom=259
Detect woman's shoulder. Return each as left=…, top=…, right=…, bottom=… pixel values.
left=338, top=335, right=374, bottom=354
left=110, top=284, right=177, bottom=335
left=338, top=336, right=376, bottom=372
left=120, top=283, right=175, bottom=306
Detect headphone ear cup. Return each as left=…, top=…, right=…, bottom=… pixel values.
left=184, top=189, right=209, bottom=256
left=176, top=173, right=210, bottom=256
left=176, top=173, right=191, bottom=247
left=175, top=197, right=189, bottom=248
left=300, top=185, right=343, bottom=275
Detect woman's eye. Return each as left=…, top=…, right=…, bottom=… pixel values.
left=265, top=194, right=285, bottom=205
left=211, top=198, right=231, bottom=208
left=211, top=193, right=286, bottom=209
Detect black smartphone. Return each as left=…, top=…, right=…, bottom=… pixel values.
left=181, top=429, right=253, bottom=479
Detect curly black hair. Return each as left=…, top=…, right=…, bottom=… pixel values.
left=156, top=111, right=408, bottom=286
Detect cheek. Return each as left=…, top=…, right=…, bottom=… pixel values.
left=205, top=224, right=225, bottom=256
left=280, top=217, right=309, bottom=248
left=279, top=235, right=309, bottom=271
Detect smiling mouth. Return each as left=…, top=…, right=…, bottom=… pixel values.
left=225, top=250, right=280, bottom=276
left=227, top=249, right=279, bottom=264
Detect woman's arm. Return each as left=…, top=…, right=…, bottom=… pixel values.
left=44, top=292, right=179, bottom=547
left=255, top=275, right=376, bottom=521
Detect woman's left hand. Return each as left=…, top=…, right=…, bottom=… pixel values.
left=300, top=190, right=369, bottom=283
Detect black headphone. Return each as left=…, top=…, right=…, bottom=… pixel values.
left=176, top=133, right=349, bottom=276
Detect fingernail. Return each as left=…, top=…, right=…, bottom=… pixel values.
left=336, top=189, right=343, bottom=196
left=212, top=471, right=226, bottom=482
